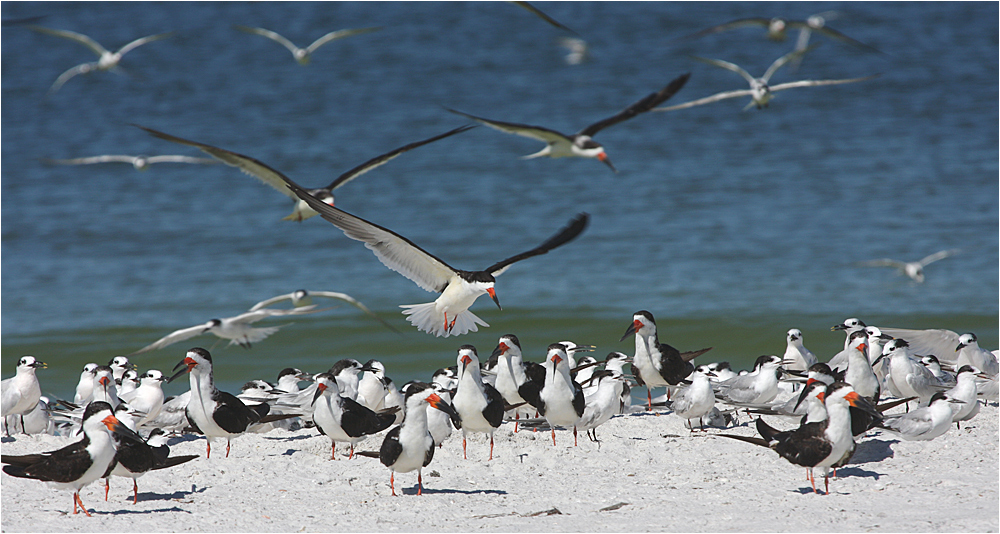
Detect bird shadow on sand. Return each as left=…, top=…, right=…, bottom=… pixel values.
left=850, top=438, right=897, bottom=464
left=102, top=505, right=193, bottom=515
left=263, top=433, right=312, bottom=442
left=129, top=484, right=208, bottom=504
left=402, top=486, right=507, bottom=496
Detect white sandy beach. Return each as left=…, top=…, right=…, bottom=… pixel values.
left=1, top=400, right=997, bottom=532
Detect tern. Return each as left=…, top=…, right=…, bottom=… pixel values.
left=452, top=346, right=504, bottom=460
left=379, top=382, right=459, bottom=496
left=955, top=333, right=999, bottom=377
left=280, top=175, right=589, bottom=336
left=675, top=16, right=882, bottom=53
left=877, top=391, right=962, bottom=441
left=130, top=305, right=322, bottom=355
left=655, top=49, right=875, bottom=112
left=73, top=363, right=99, bottom=404
left=2, top=401, right=142, bottom=516
left=234, top=25, right=381, bottom=65
left=783, top=328, right=819, bottom=371
left=945, top=366, right=983, bottom=429
left=858, top=248, right=961, bottom=283
left=671, top=366, right=718, bottom=431
left=136, top=124, right=472, bottom=222
left=557, top=36, right=588, bottom=65
left=357, top=360, right=391, bottom=411
left=311, top=373, right=395, bottom=460
left=873, top=339, right=951, bottom=407
left=30, top=26, right=173, bottom=93
left=620, top=310, right=713, bottom=410
left=714, top=355, right=785, bottom=406
left=43, top=154, right=218, bottom=171
left=248, top=289, right=396, bottom=332
left=445, top=73, right=691, bottom=173
left=920, top=356, right=957, bottom=389
left=108, top=356, right=135, bottom=384
left=2, top=356, right=47, bottom=435
left=828, top=317, right=868, bottom=372
left=577, top=370, right=626, bottom=442
left=118, top=370, right=168, bottom=427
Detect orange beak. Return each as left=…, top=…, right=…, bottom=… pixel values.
left=552, top=354, right=563, bottom=365
left=487, top=287, right=501, bottom=310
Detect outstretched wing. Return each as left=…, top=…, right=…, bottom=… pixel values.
left=30, top=25, right=108, bottom=56
left=131, top=323, right=211, bottom=355
left=234, top=25, right=300, bottom=55
left=918, top=248, right=961, bottom=267
left=769, top=74, right=879, bottom=92
left=485, top=213, right=589, bottom=276
left=445, top=108, right=571, bottom=144
left=144, top=155, right=220, bottom=165
left=306, top=27, right=381, bottom=54
left=653, top=89, right=755, bottom=112
left=578, top=73, right=691, bottom=137
left=509, top=1, right=578, bottom=35
left=48, top=62, right=94, bottom=93
left=44, top=155, right=136, bottom=165
left=673, top=17, right=773, bottom=42
left=692, top=56, right=755, bottom=85
left=116, top=32, right=174, bottom=57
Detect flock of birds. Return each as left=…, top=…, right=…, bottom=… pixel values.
left=1, top=2, right=988, bottom=518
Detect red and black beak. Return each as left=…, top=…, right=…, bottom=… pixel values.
left=845, top=391, right=881, bottom=419
left=311, top=382, right=328, bottom=406
left=101, top=414, right=143, bottom=444
left=487, top=287, right=501, bottom=310
left=168, top=357, right=197, bottom=383
left=619, top=319, right=642, bottom=342
left=427, top=392, right=460, bottom=420
left=490, top=342, right=508, bottom=361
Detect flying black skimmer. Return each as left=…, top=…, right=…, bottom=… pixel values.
left=655, top=49, right=876, bottom=112
left=782, top=328, right=818, bottom=371
left=517, top=344, right=585, bottom=446
left=379, top=382, right=460, bottom=495
left=29, top=25, right=173, bottom=93
left=577, top=370, right=626, bottom=442
left=103, top=408, right=199, bottom=504
left=674, top=15, right=882, bottom=53
left=509, top=1, right=578, bottom=35
left=877, top=391, right=963, bottom=441
left=2, top=356, right=46, bottom=435
left=274, top=176, right=589, bottom=336
left=873, top=339, right=951, bottom=407
left=118, top=370, right=167, bottom=427
left=167, top=347, right=279, bottom=458
left=620, top=310, right=712, bottom=410
left=671, top=366, right=718, bottom=431
left=2, top=401, right=142, bottom=515
left=136, top=124, right=473, bottom=222
left=234, top=25, right=381, bottom=65
left=43, top=154, right=218, bottom=170
left=489, top=335, right=532, bottom=430
left=248, top=289, right=396, bottom=332
left=720, top=382, right=879, bottom=494
left=74, top=363, right=99, bottom=404
left=945, top=366, right=985, bottom=429
left=714, top=355, right=785, bottom=405
left=858, top=248, right=961, bottom=284
left=452, top=346, right=504, bottom=459
left=446, top=73, right=690, bottom=173
left=310, top=372, right=395, bottom=460
left=130, top=305, right=322, bottom=355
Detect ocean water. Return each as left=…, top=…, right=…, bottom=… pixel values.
left=2, top=2, right=997, bottom=397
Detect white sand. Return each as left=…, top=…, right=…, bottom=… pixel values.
left=2, top=402, right=997, bottom=532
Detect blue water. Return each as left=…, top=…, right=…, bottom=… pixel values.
left=2, top=2, right=997, bottom=396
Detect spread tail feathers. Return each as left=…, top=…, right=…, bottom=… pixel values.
left=400, top=302, right=489, bottom=337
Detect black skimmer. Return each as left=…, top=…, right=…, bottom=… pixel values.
left=671, top=366, right=718, bottom=431
left=2, top=401, right=142, bottom=516
left=89, top=365, right=121, bottom=409
left=877, top=391, right=963, bottom=441
left=29, top=25, right=173, bottom=93
left=103, top=410, right=199, bottom=504
left=489, top=335, right=532, bottom=430
left=43, top=154, right=218, bottom=170
left=234, top=25, right=381, bottom=65
left=379, top=382, right=460, bottom=495
left=720, top=382, right=879, bottom=494
left=248, top=289, right=396, bottom=332
left=2, top=356, right=46, bottom=435
left=857, top=248, right=961, bottom=284
left=129, top=305, right=322, bottom=355
left=714, top=355, right=785, bottom=406
left=509, top=1, right=578, bottom=35
left=136, top=124, right=473, bottom=222
left=74, top=363, right=99, bottom=404
left=446, top=73, right=690, bottom=173
left=276, top=176, right=589, bottom=337
left=620, top=310, right=712, bottom=410
left=946, top=366, right=984, bottom=428
left=782, top=328, right=818, bottom=371
left=674, top=16, right=882, bottom=53
left=655, top=49, right=875, bottom=112
left=167, top=347, right=279, bottom=458
left=873, top=339, right=951, bottom=407
left=402, top=381, right=458, bottom=447
left=452, top=346, right=504, bottom=459
left=310, top=372, right=395, bottom=459
left=577, top=370, right=626, bottom=442
left=118, top=370, right=167, bottom=427
left=518, top=344, right=585, bottom=446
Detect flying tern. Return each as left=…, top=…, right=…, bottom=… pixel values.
left=234, top=25, right=380, bottom=65
left=43, top=154, right=218, bottom=171
left=858, top=248, right=961, bottom=283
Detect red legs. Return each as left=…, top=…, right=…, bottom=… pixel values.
left=514, top=412, right=519, bottom=433
left=462, top=437, right=467, bottom=459
left=824, top=473, right=830, bottom=495
left=390, top=472, right=396, bottom=496
left=489, top=435, right=494, bottom=461
left=417, top=471, right=423, bottom=496
left=573, top=426, right=578, bottom=447
left=647, top=390, right=653, bottom=411
left=105, top=478, right=110, bottom=501
left=225, top=440, right=231, bottom=458
left=132, top=480, right=139, bottom=504
left=349, top=444, right=355, bottom=459
left=808, top=469, right=817, bottom=494
left=551, top=428, right=557, bottom=446
left=331, top=442, right=337, bottom=460
left=74, top=492, right=92, bottom=517
left=443, top=313, right=457, bottom=333
left=206, top=440, right=212, bottom=459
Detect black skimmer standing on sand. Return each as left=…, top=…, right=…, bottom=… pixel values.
left=489, top=335, right=532, bottom=431
left=620, top=311, right=712, bottom=410
left=136, top=124, right=473, bottom=222
left=234, top=25, right=381, bottom=65
left=2, top=356, right=46, bottom=435
left=379, top=382, right=460, bottom=495
left=452, top=346, right=504, bottom=460
left=719, top=382, right=880, bottom=494
left=271, top=176, right=589, bottom=336
left=841, top=330, right=880, bottom=402
left=2, top=401, right=142, bottom=515
left=104, top=412, right=199, bottom=504
left=446, top=73, right=690, bottom=173
left=167, top=347, right=276, bottom=458
left=89, top=365, right=122, bottom=408
left=311, top=372, right=395, bottom=459
left=518, top=344, right=586, bottom=446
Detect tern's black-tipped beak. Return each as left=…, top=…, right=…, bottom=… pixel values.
left=487, top=287, right=501, bottom=310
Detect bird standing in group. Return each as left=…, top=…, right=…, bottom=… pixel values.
left=446, top=73, right=690, bottom=173
left=2, top=356, right=47, bottom=436
left=944, top=366, right=983, bottom=429
left=489, top=335, right=532, bottom=431
left=311, top=372, right=396, bottom=460
left=379, top=382, right=459, bottom=496
left=577, top=370, right=626, bottom=442
left=782, top=328, right=818, bottom=371
left=877, top=391, right=963, bottom=441
left=874, top=339, right=951, bottom=408
left=452, top=346, right=503, bottom=460
left=713, top=355, right=785, bottom=406
left=620, top=310, right=712, bottom=410
left=521, top=344, right=586, bottom=446
left=118, top=370, right=167, bottom=427
left=671, top=365, right=718, bottom=431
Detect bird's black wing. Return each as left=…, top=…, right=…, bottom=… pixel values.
left=482, top=383, right=506, bottom=428
left=423, top=430, right=436, bottom=467
left=379, top=426, right=403, bottom=467
left=577, top=73, right=690, bottom=137
left=485, top=213, right=589, bottom=276
left=510, top=1, right=579, bottom=35
left=213, top=391, right=260, bottom=434
left=572, top=381, right=586, bottom=417
left=1, top=438, right=93, bottom=483
left=341, top=397, right=395, bottom=437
